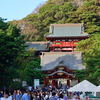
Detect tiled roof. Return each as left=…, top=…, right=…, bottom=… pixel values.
left=46, top=23, right=88, bottom=38
left=41, top=52, right=85, bottom=70
left=26, top=42, right=49, bottom=51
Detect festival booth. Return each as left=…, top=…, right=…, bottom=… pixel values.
left=68, top=80, right=97, bottom=99
left=94, top=85, right=100, bottom=97
left=68, top=80, right=96, bottom=92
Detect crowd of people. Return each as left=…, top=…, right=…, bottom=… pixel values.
left=0, top=86, right=89, bottom=100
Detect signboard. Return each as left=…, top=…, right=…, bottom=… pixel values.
left=22, top=81, right=27, bottom=87
left=34, top=79, right=40, bottom=88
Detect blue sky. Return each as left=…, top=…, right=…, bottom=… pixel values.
left=0, top=0, right=47, bottom=21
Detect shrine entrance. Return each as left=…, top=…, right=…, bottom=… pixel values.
left=48, top=78, right=71, bottom=88
left=43, top=65, right=80, bottom=88
left=44, top=70, right=78, bottom=88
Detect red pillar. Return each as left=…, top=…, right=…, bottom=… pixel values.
left=72, top=41, right=74, bottom=52
left=44, top=78, right=48, bottom=86
left=52, top=80, right=57, bottom=88
left=52, top=80, right=55, bottom=88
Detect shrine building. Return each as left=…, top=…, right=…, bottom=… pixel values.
left=40, top=23, right=89, bottom=87
left=27, top=23, right=89, bottom=87
left=46, top=23, right=88, bottom=52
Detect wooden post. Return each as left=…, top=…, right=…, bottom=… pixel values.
left=67, top=80, right=70, bottom=87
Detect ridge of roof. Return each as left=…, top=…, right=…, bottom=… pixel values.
left=26, top=42, right=49, bottom=44
left=42, top=52, right=82, bottom=55
left=51, top=23, right=82, bottom=27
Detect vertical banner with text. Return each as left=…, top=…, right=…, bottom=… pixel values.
left=34, top=79, right=40, bottom=88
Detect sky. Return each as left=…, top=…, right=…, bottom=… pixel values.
left=0, top=0, right=47, bottom=21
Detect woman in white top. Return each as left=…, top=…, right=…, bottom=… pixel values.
left=0, top=91, right=12, bottom=100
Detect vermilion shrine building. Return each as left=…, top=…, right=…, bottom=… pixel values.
left=46, top=24, right=88, bottom=52
left=27, top=23, right=89, bottom=87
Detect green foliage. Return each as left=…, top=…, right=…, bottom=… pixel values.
left=10, top=0, right=99, bottom=41
left=75, top=70, right=87, bottom=81
left=9, top=81, right=22, bottom=90
left=7, top=25, right=21, bottom=37
left=76, top=34, right=100, bottom=85
left=17, top=49, right=44, bottom=85
left=0, top=18, right=26, bottom=89
left=0, top=18, right=8, bottom=30
left=78, top=34, right=100, bottom=56
left=0, top=18, right=44, bottom=88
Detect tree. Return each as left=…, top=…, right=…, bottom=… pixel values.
left=17, top=49, right=44, bottom=85
left=0, top=18, right=44, bottom=88
left=76, top=34, right=100, bottom=85
left=0, top=18, right=8, bottom=30
left=0, top=18, right=26, bottom=88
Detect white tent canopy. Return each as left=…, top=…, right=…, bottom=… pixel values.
left=93, top=85, right=100, bottom=92
left=68, top=80, right=96, bottom=92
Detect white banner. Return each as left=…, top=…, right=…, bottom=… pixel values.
left=34, top=79, right=40, bottom=88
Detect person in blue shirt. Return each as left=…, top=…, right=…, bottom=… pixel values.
left=49, top=92, right=58, bottom=100
left=21, top=90, right=30, bottom=100
left=16, top=90, right=22, bottom=100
